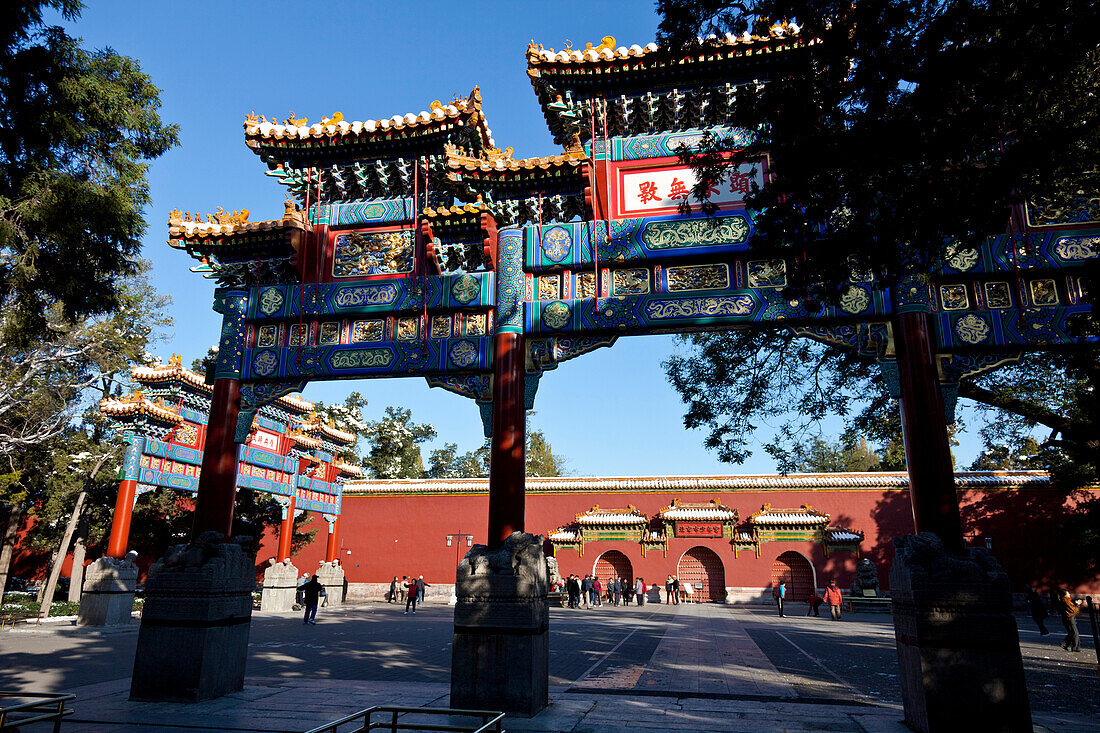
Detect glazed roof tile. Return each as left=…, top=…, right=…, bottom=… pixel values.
left=658, top=498, right=737, bottom=521
left=443, top=142, right=587, bottom=176
left=243, top=88, right=494, bottom=151
left=167, top=201, right=308, bottom=247
left=527, top=24, right=808, bottom=72
left=750, top=504, right=830, bottom=526
left=549, top=530, right=580, bottom=542
left=334, top=461, right=363, bottom=477
left=100, top=394, right=184, bottom=426
left=132, top=358, right=212, bottom=393
left=824, top=528, right=864, bottom=542
left=131, top=357, right=313, bottom=414
left=341, top=471, right=1055, bottom=496
left=576, top=506, right=649, bottom=526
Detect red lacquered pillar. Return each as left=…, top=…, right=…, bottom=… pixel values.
left=895, top=312, right=964, bottom=554
left=190, top=377, right=242, bottom=540
left=277, top=496, right=295, bottom=562
left=487, top=331, right=525, bottom=549
left=325, top=515, right=340, bottom=563
left=106, top=479, right=138, bottom=559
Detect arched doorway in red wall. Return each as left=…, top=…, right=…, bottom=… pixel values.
left=677, top=546, right=726, bottom=602
left=593, top=550, right=633, bottom=586
left=771, top=550, right=816, bottom=601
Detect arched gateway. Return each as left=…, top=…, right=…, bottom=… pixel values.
left=677, top=546, right=726, bottom=602
left=771, top=551, right=815, bottom=601
left=593, top=550, right=633, bottom=585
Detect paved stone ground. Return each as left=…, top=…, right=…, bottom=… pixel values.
left=0, top=601, right=1096, bottom=732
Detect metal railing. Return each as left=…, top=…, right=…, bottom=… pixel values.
left=304, top=706, right=504, bottom=733
left=0, top=691, right=75, bottom=732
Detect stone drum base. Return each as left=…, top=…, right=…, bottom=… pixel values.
left=449, top=532, right=549, bottom=717
left=316, top=560, right=346, bottom=606
left=260, top=558, right=299, bottom=612
left=130, top=533, right=255, bottom=702
left=890, top=532, right=1032, bottom=733
left=78, top=555, right=138, bottom=626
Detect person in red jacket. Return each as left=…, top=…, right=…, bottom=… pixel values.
left=404, top=576, right=419, bottom=615
left=822, top=580, right=844, bottom=620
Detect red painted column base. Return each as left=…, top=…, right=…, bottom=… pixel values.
left=106, top=479, right=138, bottom=559
left=191, top=377, right=242, bottom=541
left=895, top=312, right=964, bottom=554
left=488, top=332, right=526, bottom=549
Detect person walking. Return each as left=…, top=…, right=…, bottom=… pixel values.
left=1057, top=589, right=1081, bottom=652
left=1025, top=586, right=1049, bottom=635
left=398, top=575, right=408, bottom=603
left=301, top=574, right=324, bottom=625
left=611, top=577, right=621, bottom=606
left=823, top=580, right=843, bottom=621
left=672, top=576, right=680, bottom=605
left=774, top=580, right=787, bottom=617
left=806, top=592, right=824, bottom=617
left=579, top=574, right=590, bottom=609
left=567, top=574, right=580, bottom=608
left=665, top=575, right=675, bottom=605
left=404, top=576, right=419, bottom=615
left=388, top=576, right=399, bottom=603
left=418, top=575, right=429, bottom=604
left=592, top=576, right=603, bottom=606
left=635, top=577, right=646, bottom=606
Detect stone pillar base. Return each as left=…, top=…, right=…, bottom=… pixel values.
left=890, top=533, right=1032, bottom=733
left=130, top=532, right=255, bottom=702
left=316, top=560, right=346, bottom=606
left=260, top=559, right=299, bottom=612
left=77, top=555, right=137, bottom=626
left=450, top=532, right=548, bottom=717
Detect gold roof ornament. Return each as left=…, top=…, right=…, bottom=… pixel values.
left=285, top=111, right=308, bottom=126
left=168, top=354, right=183, bottom=367
left=244, top=111, right=258, bottom=126
left=321, top=112, right=344, bottom=126
left=585, top=36, right=616, bottom=52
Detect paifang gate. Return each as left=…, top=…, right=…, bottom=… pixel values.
left=139, top=26, right=1097, bottom=717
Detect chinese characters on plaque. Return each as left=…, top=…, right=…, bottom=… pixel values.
left=619, top=162, right=762, bottom=217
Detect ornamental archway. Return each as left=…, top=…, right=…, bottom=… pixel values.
left=677, top=546, right=726, bottom=603
left=771, top=550, right=815, bottom=602
left=593, top=549, right=633, bottom=586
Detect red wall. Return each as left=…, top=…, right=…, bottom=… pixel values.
left=263, top=486, right=1099, bottom=594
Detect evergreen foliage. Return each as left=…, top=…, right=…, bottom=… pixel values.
left=657, top=1, right=1099, bottom=492
left=0, top=1, right=178, bottom=343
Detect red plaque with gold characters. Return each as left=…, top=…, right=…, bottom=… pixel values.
left=674, top=521, right=723, bottom=538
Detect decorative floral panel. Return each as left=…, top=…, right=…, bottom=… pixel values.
left=257, top=325, right=278, bottom=348
left=667, top=264, right=729, bottom=292
left=538, top=274, right=560, bottom=301
left=351, top=319, right=383, bottom=342
left=747, top=259, right=786, bottom=288
left=431, top=316, right=452, bottom=339
left=612, top=269, right=650, bottom=295
left=465, top=313, right=487, bottom=336
left=939, top=284, right=969, bottom=311
left=319, top=322, right=341, bottom=345
left=1029, top=279, right=1058, bottom=306
left=984, top=282, right=1012, bottom=309
left=396, top=317, right=419, bottom=341
left=576, top=272, right=596, bottom=299
left=289, top=324, right=309, bottom=347
left=332, top=229, right=414, bottom=277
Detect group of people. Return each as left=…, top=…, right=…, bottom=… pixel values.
left=388, top=575, right=431, bottom=615
left=556, top=574, right=692, bottom=607
left=1025, top=586, right=1085, bottom=652
left=771, top=579, right=845, bottom=620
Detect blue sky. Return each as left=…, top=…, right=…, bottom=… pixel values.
left=60, top=1, right=987, bottom=475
